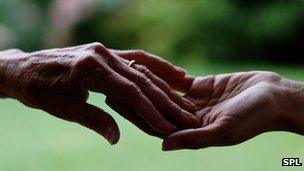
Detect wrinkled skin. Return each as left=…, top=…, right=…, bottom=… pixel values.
left=0, top=43, right=198, bottom=145
left=2, top=45, right=304, bottom=151
left=162, top=71, right=304, bottom=151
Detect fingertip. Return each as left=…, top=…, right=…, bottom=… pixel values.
left=183, top=115, right=200, bottom=129
left=169, top=93, right=196, bottom=112
left=184, top=98, right=196, bottom=108
left=101, top=124, right=120, bottom=145
left=169, top=67, right=187, bottom=79
left=162, top=138, right=182, bottom=151
left=176, top=110, right=199, bottom=129
left=182, top=98, right=196, bottom=112
left=145, top=116, right=177, bottom=135
left=175, top=67, right=187, bottom=75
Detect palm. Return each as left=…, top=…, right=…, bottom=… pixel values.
left=181, top=71, right=286, bottom=146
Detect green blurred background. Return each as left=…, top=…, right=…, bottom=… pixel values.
left=0, top=0, right=304, bottom=170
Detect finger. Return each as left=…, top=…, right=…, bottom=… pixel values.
left=105, top=98, right=166, bottom=139
left=88, top=69, right=177, bottom=134
left=45, top=102, right=120, bottom=145
left=110, top=49, right=186, bottom=79
left=184, top=75, right=215, bottom=98
left=118, top=57, right=195, bottom=112
left=109, top=55, right=199, bottom=128
left=166, top=75, right=196, bottom=93
left=74, top=52, right=177, bottom=134
left=132, top=63, right=195, bottom=111
left=162, top=121, right=230, bottom=151
left=111, top=49, right=195, bottom=93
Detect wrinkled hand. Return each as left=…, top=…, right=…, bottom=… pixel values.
left=163, top=71, right=297, bottom=151
left=0, top=43, right=198, bottom=145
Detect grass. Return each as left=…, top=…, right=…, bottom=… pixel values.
left=0, top=60, right=304, bottom=171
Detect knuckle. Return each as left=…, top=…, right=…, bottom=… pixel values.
left=138, top=65, right=151, bottom=75
left=89, top=42, right=107, bottom=53
left=167, top=100, right=177, bottom=109
left=135, top=73, right=151, bottom=86
left=143, top=76, right=153, bottom=86
left=141, top=65, right=149, bottom=71
left=266, top=71, right=281, bottom=81
left=90, top=42, right=105, bottom=49
left=253, top=71, right=281, bottom=81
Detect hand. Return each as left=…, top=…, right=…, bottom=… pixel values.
left=162, top=71, right=303, bottom=150
left=106, top=49, right=199, bottom=138
left=0, top=43, right=198, bottom=145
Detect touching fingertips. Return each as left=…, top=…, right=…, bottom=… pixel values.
left=182, top=115, right=200, bottom=128
left=181, top=98, right=196, bottom=112
left=185, top=99, right=196, bottom=108
left=173, top=114, right=199, bottom=129
left=175, top=67, right=187, bottom=75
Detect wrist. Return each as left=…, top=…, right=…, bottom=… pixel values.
left=280, top=78, right=304, bottom=134
left=0, top=49, right=28, bottom=98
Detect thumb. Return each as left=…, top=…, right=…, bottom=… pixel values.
left=64, top=103, right=120, bottom=145
left=162, top=123, right=229, bottom=151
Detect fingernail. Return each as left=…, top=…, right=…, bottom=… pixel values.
left=103, top=126, right=118, bottom=145
left=162, top=139, right=181, bottom=151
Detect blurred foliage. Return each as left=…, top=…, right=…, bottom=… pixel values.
left=0, top=0, right=304, bottom=63
left=1, top=2, right=304, bottom=170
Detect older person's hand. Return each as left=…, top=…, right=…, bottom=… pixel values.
left=162, top=71, right=304, bottom=151
left=0, top=43, right=198, bottom=145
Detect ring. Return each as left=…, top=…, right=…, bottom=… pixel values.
left=128, top=60, right=136, bottom=67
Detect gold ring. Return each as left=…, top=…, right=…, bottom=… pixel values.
left=128, top=60, right=136, bottom=67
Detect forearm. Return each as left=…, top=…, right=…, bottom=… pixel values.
left=0, top=49, right=26, bottom=98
